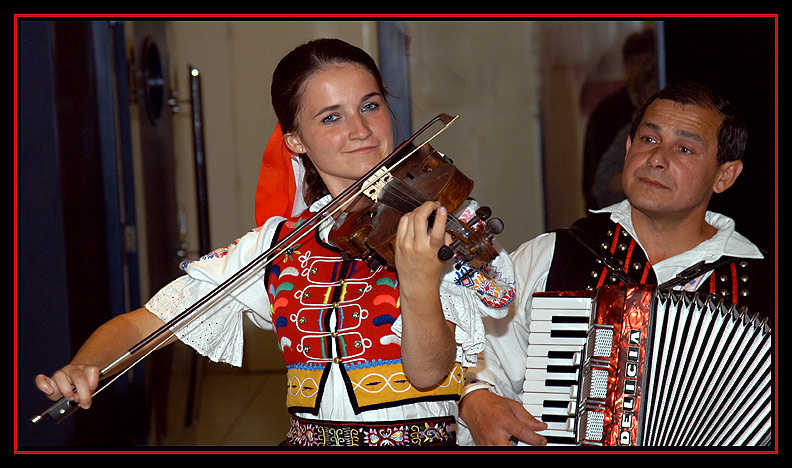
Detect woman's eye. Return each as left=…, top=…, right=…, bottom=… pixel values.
left=321, top=113, right=340, bottom=124
left=361, top=102, right=379, bottom=112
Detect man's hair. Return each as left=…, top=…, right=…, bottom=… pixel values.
left=629, top=81, right=748, bottom=164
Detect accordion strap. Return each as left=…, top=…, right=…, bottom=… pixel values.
left=562, top=225, right=640, bottom=284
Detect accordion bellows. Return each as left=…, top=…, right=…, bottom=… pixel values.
left=524, top=285, right=773, bottom=447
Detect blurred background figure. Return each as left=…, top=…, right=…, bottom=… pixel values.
left=591, top=58, right=659, bottom=207
left=581, top=29, right=657, bottom=211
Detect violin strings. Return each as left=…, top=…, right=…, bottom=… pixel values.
left=378, top=177, right=468, bottom=233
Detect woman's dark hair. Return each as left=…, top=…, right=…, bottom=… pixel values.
left=628, top=81, right=748, bottom=164
left=271, top=38, right=388, bottom=205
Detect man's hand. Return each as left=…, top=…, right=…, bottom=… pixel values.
left=460, top=388, right=548, bottom=446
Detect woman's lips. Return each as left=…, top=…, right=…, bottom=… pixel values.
left=345, top=145, right=380, bottom=155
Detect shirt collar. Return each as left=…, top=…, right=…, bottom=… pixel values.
left=591, top=199, right=764, bottom=266
left=309, top=195, right=336, bottom=242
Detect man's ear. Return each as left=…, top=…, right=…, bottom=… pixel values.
left=283, top=132, right=306, bottom=155
left=713, top=159, right=743, bottom=194
left=624, top=135, right=633, bottom=161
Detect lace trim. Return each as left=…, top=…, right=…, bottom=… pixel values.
left=145, top=276, right=245, bottom=367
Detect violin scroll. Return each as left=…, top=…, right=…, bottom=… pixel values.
left=437, top=206, right=503, bottom=263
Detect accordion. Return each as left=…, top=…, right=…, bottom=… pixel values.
left=523, top=285, right=773, bottom=447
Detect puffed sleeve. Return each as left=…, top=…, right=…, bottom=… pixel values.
left=466, top=232, right=555, bottom=399
left=145, top=216, right=285, bottom=367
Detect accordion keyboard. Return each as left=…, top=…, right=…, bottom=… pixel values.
left=521, top=293, right=594, bottom=446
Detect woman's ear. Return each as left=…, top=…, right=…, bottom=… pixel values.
left=713, top=159, right=744, bottom=194
left=283, top=132, right=306, bottom=155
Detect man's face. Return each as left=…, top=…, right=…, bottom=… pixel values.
left=622, top=99, right=742, bottom=221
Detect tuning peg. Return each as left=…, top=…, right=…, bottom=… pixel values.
left=437, top=239, right=461, bottom=261
left=487, top=217, right=504, bottom=234
left=437, top=246, right=454, bottom=261
left=475, top=206, right=492, bottom=221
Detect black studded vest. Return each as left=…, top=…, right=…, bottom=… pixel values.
left=546, top=213, right=773, bottom=325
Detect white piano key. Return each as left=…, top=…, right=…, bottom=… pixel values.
left=529, top=321, right=589, bottom=333
left=527, top=344, right=585, bottom=356
left=530, top=309, right=591, bottom=321
left=540, top=422, right=576, bottom=438
left=524, top=356, right=573, bottom=368
left=523, top=404, right=572, bottom=419
left=531, top=295, right=593, bottom=310
left=522, top=392, right=576, bottom=406
left=528, top=333, right=587, bottom=346
left=524, top=368, right=577, bottom=382
left=523, top=380, right=577, bottom=394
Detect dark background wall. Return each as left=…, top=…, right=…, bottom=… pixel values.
left=663, top=18, right=776, bottom=260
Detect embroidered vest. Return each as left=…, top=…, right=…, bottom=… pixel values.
left=265, top=213, right=465, bottom=415
left=547, top=213, right=772, bottom=322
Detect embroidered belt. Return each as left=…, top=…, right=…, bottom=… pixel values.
left=283, top=415, right=456, bottom=447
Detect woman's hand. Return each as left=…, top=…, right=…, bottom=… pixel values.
left=394, top=201, right=452, bottom=294
left=35, top=363, right=101, bottom=409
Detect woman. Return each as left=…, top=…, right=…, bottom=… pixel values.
left=35, top=38, right=514, bottom=447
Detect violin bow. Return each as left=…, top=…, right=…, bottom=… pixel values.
left=31, top=113, right=458, bottom=424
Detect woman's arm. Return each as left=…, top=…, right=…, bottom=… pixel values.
left=34, top=307, right=168, bottom=409
left=394, top=201, right=457, bottom=388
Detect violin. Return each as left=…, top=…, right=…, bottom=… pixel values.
left=330, top=118, right=503, bottom=270
left=31, top=113, right=504, bottom=425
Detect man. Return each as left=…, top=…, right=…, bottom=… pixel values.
left=457, top=81, right=773, bottom=446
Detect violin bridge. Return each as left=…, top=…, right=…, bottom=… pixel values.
left=362, top=167, right=393, bottom=201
